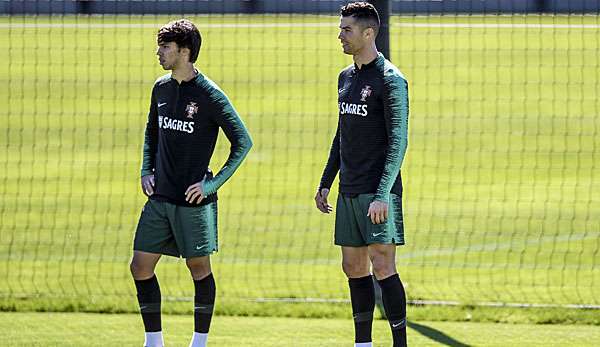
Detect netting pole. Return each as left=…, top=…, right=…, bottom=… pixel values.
left=76, top=0, right=92, bottom=14
left=368, top=0, right=392, bottom=318
left=242, top=0, right=259, bottom=13
left=370, top=0, right=391, bottom=59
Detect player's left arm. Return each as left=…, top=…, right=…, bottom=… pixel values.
left=201, top=89, right=253, bottom=196
left=369, top=70, right=409, bottom=224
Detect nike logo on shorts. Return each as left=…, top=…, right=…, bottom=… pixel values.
left=392, top=319, right=406, bottom=328
left=158, top=102, right=167, bottom=107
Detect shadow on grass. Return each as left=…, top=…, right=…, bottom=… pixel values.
left=408, top=321, right=471, bottom=347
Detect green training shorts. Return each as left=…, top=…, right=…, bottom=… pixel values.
left=133, top=199, right=218, bottom=258
left=334, top=193, right=404, bottom=247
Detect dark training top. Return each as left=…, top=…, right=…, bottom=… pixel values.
left=141, top=72, right=252, bottom=207
left=319, top=53, right=409, bottom=202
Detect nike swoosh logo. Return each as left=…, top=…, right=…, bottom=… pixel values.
left=372, top=232, right=384, bottom=237
left=196, top=245, right=202, bottom=250
left=392, top=322, right=403, bottom=328
left=158, top=102, right=167, bottom=107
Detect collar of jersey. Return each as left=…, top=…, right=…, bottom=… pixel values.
left=353, top=52, right=384, bottom=72
left=168, top=69, right=202, bottom=85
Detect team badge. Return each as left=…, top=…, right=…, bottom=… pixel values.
left=185, top=101, right=198, bottom=119
left=360, top=85, right=372, bottom=102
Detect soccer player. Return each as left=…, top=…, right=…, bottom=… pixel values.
left=314, top=3, right=409, bottom=347
left=130, top=19, right=252, bottom=347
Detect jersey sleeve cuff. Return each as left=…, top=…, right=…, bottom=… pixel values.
left=374, top=192, right=390, bottom=203
left=318, top=183, right=331, bottom=191
left=202, top=179, right=217, bottom=196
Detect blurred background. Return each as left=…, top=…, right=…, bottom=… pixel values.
left=1, top=0, right=598, bottom=324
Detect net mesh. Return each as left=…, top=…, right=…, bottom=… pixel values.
left=1, top=1, right=599, bottom=311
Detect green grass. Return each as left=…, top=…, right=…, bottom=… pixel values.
left=1, top=312, right=600, bottom=346
left=1, top=13, right=599, bottom=320
left=2, top=297, right=599, bottom=326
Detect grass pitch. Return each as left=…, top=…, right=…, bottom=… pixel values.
left=1, top=312, right=600, bottom=346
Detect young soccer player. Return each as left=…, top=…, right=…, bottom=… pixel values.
left=314, top=3, right=409, bottom=346
left=130, top=19, right=252, bottom=347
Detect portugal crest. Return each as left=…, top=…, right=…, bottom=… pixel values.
left=360, top=85, right=372, bottom=102
left=185, top=101, right=198, bottom=119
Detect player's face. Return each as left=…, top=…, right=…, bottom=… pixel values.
left=338, top=16, right=367, bottom=55
left=156, top=41, right=183, bottom=70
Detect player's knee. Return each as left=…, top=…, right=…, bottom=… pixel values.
left=370, top=255, right=396, bottom=280
left=186, top=259, right=211, bottom=279
left=342, top=259, right=368, bottom=278
left=130, top=258, right=151, bottom=279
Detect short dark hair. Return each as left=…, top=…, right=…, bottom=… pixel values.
left=340, top=2, right=380, bottom=36
left=157, top=19, right=201, bottom=63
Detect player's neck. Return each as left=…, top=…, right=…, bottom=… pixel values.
left=171, top=63, right=197, bottom=84
left=353, top=44, right=378, bottom=70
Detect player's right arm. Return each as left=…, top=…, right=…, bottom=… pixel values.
left=316, top=71, right=344, bottom=214
left=315, top=124, right=340, bottom=213
left=140, top=85, right=159, bottom=196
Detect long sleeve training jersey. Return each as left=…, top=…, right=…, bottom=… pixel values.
left=141, top=72, right=252, bottom=207
left=320, top=53, right=409, bottom=202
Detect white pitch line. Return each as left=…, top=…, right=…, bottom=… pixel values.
left=0, top=22, right=599, bottom=29
left=398, top=231, right=596, bottom=260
